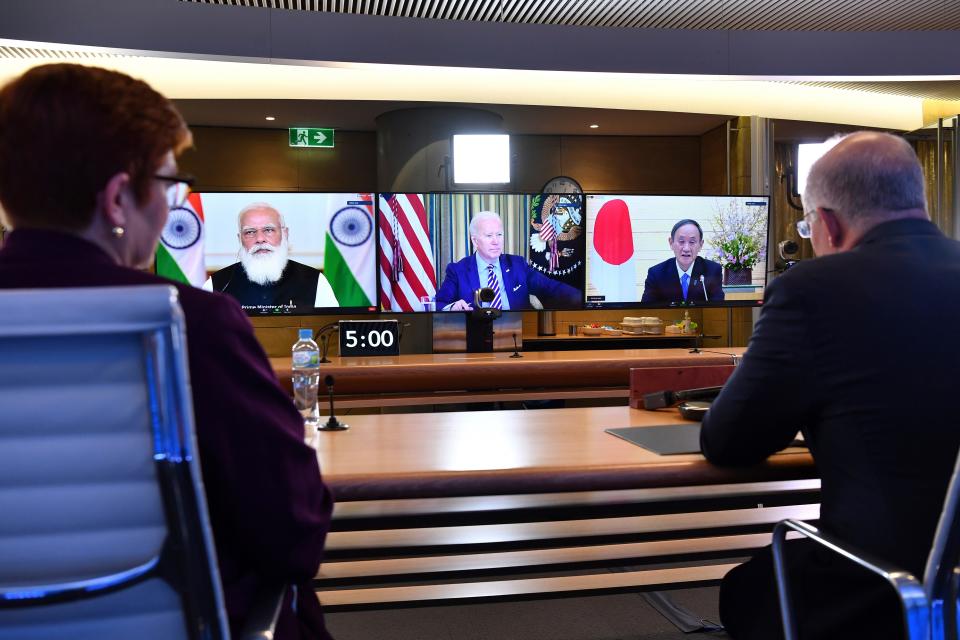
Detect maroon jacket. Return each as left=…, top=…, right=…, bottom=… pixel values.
left=0, top=229, right=334, bottom=640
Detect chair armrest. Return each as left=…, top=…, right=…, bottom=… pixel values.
left=771, top=519, right=929, bottom=640
left=238, top=583, right=287, bottom=640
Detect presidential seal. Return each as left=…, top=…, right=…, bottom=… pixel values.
left=529, top=193, right=583, bottom=275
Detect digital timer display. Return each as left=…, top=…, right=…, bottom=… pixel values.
left=338, top=320, right=401, bottom=357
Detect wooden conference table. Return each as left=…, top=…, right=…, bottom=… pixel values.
left=317, top=404, right=811, bottom=501
left=313, top=405, right=818, bottom=610
left=273, top=347, right=745, bottom=408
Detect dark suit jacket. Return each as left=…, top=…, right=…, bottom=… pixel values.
left=211, top=260, right=320, bottom=310
left=701, top=219, right=960, bottom=635
left=640, top=256, right=725, bottom=304
left=0, top=230, right=333, bottom=640
left=435, top=253, right=581, bottom=310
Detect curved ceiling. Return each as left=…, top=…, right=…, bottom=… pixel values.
left=2, top=0, right=959, bottom=131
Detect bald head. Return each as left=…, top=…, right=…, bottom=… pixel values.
left=802, top=131, right=927, bottom=223
left=238, top=202, right=284, bottom=231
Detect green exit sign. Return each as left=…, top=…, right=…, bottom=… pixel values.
left=289, top=128, right=335, bottom=148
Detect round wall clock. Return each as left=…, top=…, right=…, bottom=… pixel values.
left=541, top=175, right=583, bottom=195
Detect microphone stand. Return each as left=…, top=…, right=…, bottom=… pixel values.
left=318, top=375, right=349, bottom=431
left=689, top=334, right=721, bottom=354
left=314, top=321, right=340, bottom=363
left=510, top=332, right=523, bottom=358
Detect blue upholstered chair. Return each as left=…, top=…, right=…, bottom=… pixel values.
left=772, top=449, right=960, bottom=640
left=0, top=285, right=281, bottom=640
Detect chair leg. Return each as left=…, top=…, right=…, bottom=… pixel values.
left=771, top=521, right=799, bottom=640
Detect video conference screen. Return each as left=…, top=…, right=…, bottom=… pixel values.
left=156, top=192, right=378, bottom=315
left=377, top=192, right=585, bottom=312
left=584, top=194, right=770, bottom=309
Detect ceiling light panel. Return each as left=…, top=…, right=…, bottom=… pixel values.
left=179, top=0, right=960, bottom=30
left=782, top=80, right=960, bottom=101
left=0, top=45, right=138, bottom=60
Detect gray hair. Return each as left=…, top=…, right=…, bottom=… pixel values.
left=469, top=211, right=502, bottom=238
left=802, top=131, right=926, bottom=220
left=237, top=202, right=285, bottom=230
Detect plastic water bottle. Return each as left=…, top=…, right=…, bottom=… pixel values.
left=291, top=328, right=320, bottom=428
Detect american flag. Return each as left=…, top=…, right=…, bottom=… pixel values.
left=378, top=193, right=437, bottom=311
left=539, top=213, right=559, bottom=272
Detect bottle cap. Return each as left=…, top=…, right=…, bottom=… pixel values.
left=299, top=328, right=313, bottom=340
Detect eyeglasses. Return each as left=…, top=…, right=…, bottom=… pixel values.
left=154, top=173, right=195, bottom=210
left=241, top=225, right=281, bottom=240
left=796, top=210, right=817, bottom=239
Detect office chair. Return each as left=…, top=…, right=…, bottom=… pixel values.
left=772, top=447, right=960, bottom=640
left=0, top=286, right=282, bottom=640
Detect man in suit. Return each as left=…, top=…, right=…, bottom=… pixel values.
left=435, top=211, right=581, bottom=311
left=700, top=131, right=960, bottom=639
left=640, top=219, right=725, bottom=304
left=204, top=203, right=338, bottom=311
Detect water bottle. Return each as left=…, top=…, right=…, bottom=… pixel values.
left=291, top=328, right=320, bottom=427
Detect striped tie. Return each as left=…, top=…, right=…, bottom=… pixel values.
left=486, top=264, right=503, bottom=309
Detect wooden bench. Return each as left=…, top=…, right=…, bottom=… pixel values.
left=315, top=480, right=819, bottom=611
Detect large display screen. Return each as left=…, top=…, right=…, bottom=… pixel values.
left=156, top=192, right=378, bottom=315
left=584, top=194, right=770, bottom=308
left=378, top=192, right=585, bottom=312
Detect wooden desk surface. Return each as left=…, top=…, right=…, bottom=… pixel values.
left=316, top=405, right=812, bottom=501
left=273, top=348, right=745, bottom=394
left=523, top=332, right=698, bottom=342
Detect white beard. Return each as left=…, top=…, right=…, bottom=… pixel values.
left=240, top=237, right=289, bottom=285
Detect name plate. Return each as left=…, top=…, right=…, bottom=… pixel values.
left=339, top=320, right=400, bottom=357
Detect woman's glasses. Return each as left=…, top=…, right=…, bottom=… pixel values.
left=154, top=173, right=195, bottom=210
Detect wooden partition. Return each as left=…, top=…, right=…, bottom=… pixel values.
left=313, top=406, right=817, bottom=610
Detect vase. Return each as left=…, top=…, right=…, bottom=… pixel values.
left=723, top=267, right=752, bottom=286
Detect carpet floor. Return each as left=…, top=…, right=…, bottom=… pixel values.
left=325, top=586, right=730, bottom=640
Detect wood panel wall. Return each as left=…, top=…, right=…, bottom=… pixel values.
left=181, top=127, right=377, bottom=192
left=508, top=135, right=702, bottom=193
left=699, top=123, right=727, bottom=196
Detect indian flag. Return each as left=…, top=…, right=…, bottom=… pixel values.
left=323, top=194, right=376, bottom=307
left=157, top=193, right=205, bottom=286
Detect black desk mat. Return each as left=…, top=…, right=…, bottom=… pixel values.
left=605, top=424, right=706, bottom=455
left=606, top=424, right=805, bottom=455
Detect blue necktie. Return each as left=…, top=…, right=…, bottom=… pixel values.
left=486, top=264, right=503, bottom=309
left=681, top=273, right=690, bottom=300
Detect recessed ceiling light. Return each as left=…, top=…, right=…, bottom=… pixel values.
left=265, top=116, right=276, bottom=121
left=589, top=124, right=599, bottom=129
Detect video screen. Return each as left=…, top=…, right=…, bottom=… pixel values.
left=584, top=195, right=769, bottom=308
left=156, top=192, right=378, bottom=315
left=378, top=192, right=585, bottom=312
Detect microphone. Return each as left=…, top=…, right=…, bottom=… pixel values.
left=642, top=385, right=723, bottom=410
left=218, top=271, right=235, bottom=293
left=319, top=334, right=331, bottom=364
left=317, top=374, right=349, bottom=431
left=315, top=322, right=340, bottom=363
left=700, top=275, right=709, bottom=302
left=510, top=332, right=523, bottom=358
